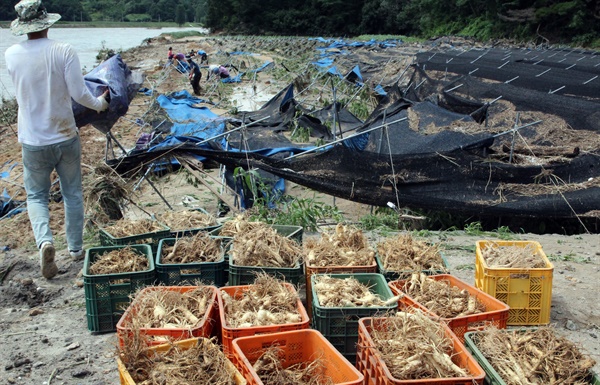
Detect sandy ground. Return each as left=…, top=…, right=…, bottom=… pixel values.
left=0, top=34, right=599, bottom=384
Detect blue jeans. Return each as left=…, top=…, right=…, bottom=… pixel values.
left=22, top=135, right=83, bottom=251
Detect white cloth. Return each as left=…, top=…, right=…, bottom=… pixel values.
left=5, top=38, right=105, bottom=146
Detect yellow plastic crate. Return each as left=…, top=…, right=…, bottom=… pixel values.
left=475, top=240, right=553, bottom=326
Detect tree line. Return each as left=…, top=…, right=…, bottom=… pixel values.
left=1, top=0, right=598, bottom=46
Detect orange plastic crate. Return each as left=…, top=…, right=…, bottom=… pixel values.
left=218, top=283, right=310, bottom=357
left=116, top=285, right=218, bottom=348
left=357, top=317, right=485, bottom=385
left=117, top=337, right=246, bottom=385
left=475, top=240, right=553, bottom=325
left=232, top=329, right=364, bottom=385
left=388, top=274, right=509, bottom=342
left=305, top=260, right=377, bottom=319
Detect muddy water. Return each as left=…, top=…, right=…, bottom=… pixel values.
left=0, top=27, right=207, bottom=101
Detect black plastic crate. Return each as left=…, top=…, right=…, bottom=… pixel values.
left=83, top=244, right=155, bottom=333
left=156, top=237, right=227, bottom=287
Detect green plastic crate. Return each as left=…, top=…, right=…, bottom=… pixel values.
left=311, top=273, right=397, bottom=363
left=210, top=224, right=302, bottom=285
left=83, top=244, right=155, bottom=333
left=98, top=220, right=170, bottom=253
left=375, top=252, right=450, bottom=281
left=164, top=208, right=221, bottom=238
left=156, top=237, right=227, bottom=287
left=464, top=331, right=600, bottom=385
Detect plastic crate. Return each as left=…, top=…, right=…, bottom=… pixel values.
left=161, top=208, right=221, bottom=238
left=116, top=285, right=218, bottom=348
left=117, top=337, right=246, bottom=385
left=357, top=317, right=485, bottom=385
left=375, top=252, right=449, bottom=282
left=229, top=258, right=304, bottom=286
left=305, top=260, right=377, bottom=319
left=232, top=329, right=364, bottom=385
left=83, top=245, right=155, bottom=333
left=218, top=283, right=310, bottom=357
left=98, top=220, right=170, bottom=253
left=475, top=240, right=553, bottom=325
left=311, top=273, right=397, bottom=362
left=156, top=237, right=227, bottom=286
left=464, top=331, right=600, bottom=385
left=388, top=274, right=509, bottom=342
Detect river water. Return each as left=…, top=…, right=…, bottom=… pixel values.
left=0, top=27, right=208, bottom=101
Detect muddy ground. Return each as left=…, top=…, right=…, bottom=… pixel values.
left=0, top=33, right=598, bottom=384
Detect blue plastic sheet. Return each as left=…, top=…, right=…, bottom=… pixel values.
left=73, top=54, right=143, bottom=133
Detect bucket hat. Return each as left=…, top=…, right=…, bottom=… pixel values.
left=10, top=0, right=61, bottom=36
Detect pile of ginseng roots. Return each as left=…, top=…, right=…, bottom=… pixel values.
left=480, top=242, right=547, bottom=268
left=120, top=336, right=238, bottom=385
left=160, top=232, right=223, bottom=264
left=157, top=210, right=217, bottom=231
left=229, top=220, right=302, bottom=268
left=126, top=286, right=214, bottom=332
left=472, top=326, right=596, bottom=385
left=369, top=310, right=471, bottom=380
left=221, top=274, right=302, bottom=328
left=313, top=274, right=399, bottom=308
left=103, top=218, right=164, bottom=238
left=398, top=273, right=486, bottom=318
left=305, top=223, right=374, bottom=267
left=89, top=246, right=148, bottom=275
left=252, top=345, right=334, bottom=385
left=377, top=233, right=447, bottom=273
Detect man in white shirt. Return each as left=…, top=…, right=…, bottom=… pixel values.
left=5, top=0, right=109, bottom=279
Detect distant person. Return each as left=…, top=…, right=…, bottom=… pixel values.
left=186, top=55, right=202, bottom=95
left=167, top=46, right=174, bottom=61
left=197, top=50, right=208, bottom=64
left=173, top=52, right=189, bottom=73
left=207, top=64, right=230, bottom=80
left=5, top=0, right=110, bottom=279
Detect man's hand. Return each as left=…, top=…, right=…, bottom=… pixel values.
left=96, top=89, right=110, bottom=113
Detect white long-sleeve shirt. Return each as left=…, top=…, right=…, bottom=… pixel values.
left=5, top=38, right=105, bottom=146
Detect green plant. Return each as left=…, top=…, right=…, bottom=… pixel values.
left=290, top=126, right=311, bottom=143
left=359, top=207, right=398, bottom=231
left=248, top=195, right=344, bottom=231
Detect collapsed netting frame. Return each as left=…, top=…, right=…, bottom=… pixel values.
left=106, top=38, right=600, bottom=227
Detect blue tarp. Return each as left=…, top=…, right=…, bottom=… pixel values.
left=73, top=54, right=143, bottom=133
left=155, top=90, right=226, bottom=139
